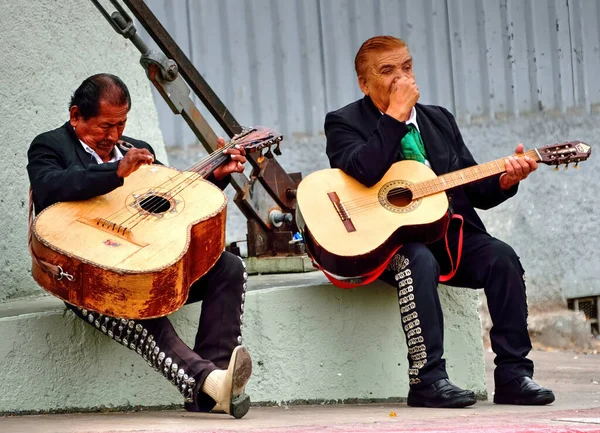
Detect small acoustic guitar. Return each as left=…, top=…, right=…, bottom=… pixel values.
left=296, top=141, right=592, bottom=279
left=30, top=127, right=281, bottom=319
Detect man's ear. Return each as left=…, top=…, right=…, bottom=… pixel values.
left=69, top=106, right=81, bottom=127
left=358, top=76, right=369, bottom=95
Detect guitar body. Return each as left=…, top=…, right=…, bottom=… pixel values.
left=31, top=164, right=227, bottom=319
left=296, top=160, right=450, bottom=278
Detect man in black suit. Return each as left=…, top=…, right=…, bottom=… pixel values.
left=27, top=73, right=252, bottom=418
left=325, top=36, right=554, bottom=408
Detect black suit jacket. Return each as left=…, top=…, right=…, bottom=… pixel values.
left=27, top=122, right=227, bottom=214
left=324, top=96, right=518, bottom=236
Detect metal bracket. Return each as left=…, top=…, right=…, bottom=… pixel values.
left=90, top=0, right=304, bottom=258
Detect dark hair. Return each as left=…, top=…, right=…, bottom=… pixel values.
left=69, top=73, right=131, bottom=119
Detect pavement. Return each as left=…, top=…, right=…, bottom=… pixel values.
left=1, top=349, right=599, bottom=433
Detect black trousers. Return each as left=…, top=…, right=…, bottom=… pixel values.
left=378, top=229, right=533, bottom=388
left=66, top=251, right=246, bottom=410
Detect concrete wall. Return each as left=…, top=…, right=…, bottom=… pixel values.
left=0, top=0, right=166, bottom=302
left=142, top=0, right=600, bottom=146
left=0, top=275, right=485, bottom=413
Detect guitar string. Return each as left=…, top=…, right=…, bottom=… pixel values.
left=341, top=150, right=538, bottom=208
left=116, top=135, right=267, bottom=229
left=116, top=142, right=239, bottom=227
left=342, top=150, right=540, bottom=213
left=103, top=132, right=272, bottom=230
left=121, top=133, right=279, bottom=231
left=127, top=134, right=273, bottom=225
left=102, top=141, right=238, bottom=226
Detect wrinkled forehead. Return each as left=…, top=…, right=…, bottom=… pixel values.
left=367, top=47, right=412, bottom=72
left=93, top=100, right=130, bottom=123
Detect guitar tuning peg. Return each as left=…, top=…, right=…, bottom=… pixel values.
left=575, top=162, right=579, bottom=170
left=554, top=165, right=560, bottom=171
left=565, top=163, right=569, bottom=170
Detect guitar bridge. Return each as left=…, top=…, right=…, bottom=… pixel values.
left=327, top=192, right=356, bottom=233
left=76, top=217, right=149, bottom=247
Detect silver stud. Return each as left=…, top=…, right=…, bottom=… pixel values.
left=150, top=341, right=156, bottom=349
left=108, top=330, right=114, bottom=338
left=115, top=336, right=121, bottom=343
left=120, top=319, right=128, bottom=325
left=241, top=293, right=245, bottom=301
left=128, top=320, right=135, bottom=328
left=177, top=368, right=185, bottom=380
left=164, top=358, right=172, bottom=368
left=129, top=342, right=136, bottom=350
left=88, top=314, right=94, bottom=322
left=147, top=335, right=154, bottom=343
left=241, top=303, right=244, bottom=313
left=122, top=338, right=128, bottom=346
left=157, top=352, right=165, bottom=364
left=243, top=272, right=248, bottom=280
left=237, top=336, right=243, bottom=344
left=242, top=283, right=247, bottom=291
left=240, top=314, right=244, bottom=323
left=142, top=329, right=148, bottom=337
left=101, top=325, right=107, bottom=333
left=136, top=324, right=143, bottom=332
left=94, top=320, right=100, bottom=328
left=153, top=346, right=160, bottom=355
left=171, top=363, right=178, bottom=373
left=82, top=309, right=88, bottom=316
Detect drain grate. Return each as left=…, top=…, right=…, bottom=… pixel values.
left=568, top=296, right=599, bottom=334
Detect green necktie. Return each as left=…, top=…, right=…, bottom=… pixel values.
left=401, top=124, right=428, bottom=164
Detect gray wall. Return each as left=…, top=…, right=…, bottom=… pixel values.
left=143, top=0, right=599, bottom=307
left=0, top=0, right=166, bottom=302
left=142, top=0, right=600, bottom=146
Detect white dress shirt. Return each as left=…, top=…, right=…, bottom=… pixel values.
left=79, top=140, right=124, bottom=164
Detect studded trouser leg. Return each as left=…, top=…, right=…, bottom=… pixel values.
left=183, top=251, right=248, bottom=410
left=378, top=243, right=448, bottom=388
left=66, top=304, right=216, bottom=403
left=185, top=251, right=247, bottom=368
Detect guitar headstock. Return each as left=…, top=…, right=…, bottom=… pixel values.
left=536, top=141, right=592, bottom=168
left=231, top=126, right=284, bottom=155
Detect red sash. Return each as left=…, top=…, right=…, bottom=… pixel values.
left=310, top=213, right=465, bottom=289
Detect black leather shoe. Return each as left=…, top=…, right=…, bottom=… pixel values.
left=407, top=378, right=477, bottom=408
left=494, top=376, right=555, bottom=405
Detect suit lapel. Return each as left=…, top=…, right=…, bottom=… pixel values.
left=415, top=105, right=450, bottom=175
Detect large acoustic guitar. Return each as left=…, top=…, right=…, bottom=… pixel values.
left=30, top=127, right=281, bottom=319
left=296, top=141, right=591, bottom=279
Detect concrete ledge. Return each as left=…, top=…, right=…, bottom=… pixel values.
left=0, top=272, right=486, bottom=414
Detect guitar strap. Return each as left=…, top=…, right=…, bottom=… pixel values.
left=310, top=213, right=465, bottom=289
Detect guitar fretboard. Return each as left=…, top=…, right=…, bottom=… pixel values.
left=411, top=150, right=540, bottom=199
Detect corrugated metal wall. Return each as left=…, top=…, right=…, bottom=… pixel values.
left=138, top=0, right=600, bottom=148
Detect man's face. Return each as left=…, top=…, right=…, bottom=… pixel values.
left=358, top=46, right=414, bottom=112
left=70, top=100, right=129, bottom=161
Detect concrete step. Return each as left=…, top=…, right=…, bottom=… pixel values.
left=0, top=272, right=485, bottom=414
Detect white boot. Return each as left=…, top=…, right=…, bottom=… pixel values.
left=201, top=346, right=252, bottom=419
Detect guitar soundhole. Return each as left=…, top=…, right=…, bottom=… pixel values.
left=387, top=188, right=413, bottom=207
left=139, top=195, right=171, bottom=214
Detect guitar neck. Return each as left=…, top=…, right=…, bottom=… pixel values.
left=411, top=149, right=541, bottom=199
left=187, top=143, right=237, bottom=178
